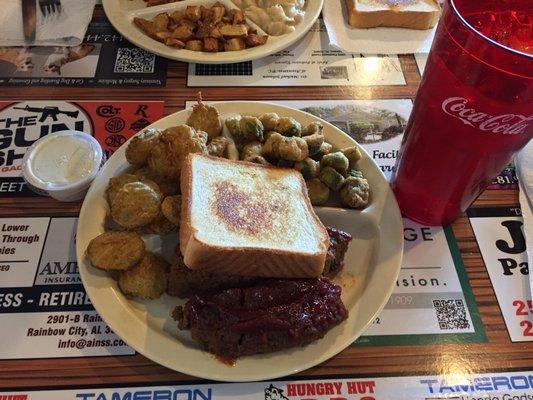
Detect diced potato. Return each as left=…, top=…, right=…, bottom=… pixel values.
left=152, top=13, right=169, bottom=31
left=165, top=38, right=185, bottom=48
left=203, top=37, right=219, bottom=52
left=169, top=10, right=185, bottom=24
left=196, top=21, right=215, bottom=38
left=220, top=24, right=248, bottom=38
left=201, top=8, right=214, bottom=21
left=211, top=4, right=226, bottom=22
left=245, top=34, right=268, bottom=47
left=210, top=25, right=223, bottom=38
left=185, top=6, right=202, bottom=22
left=171, top=25, right=194, bottom=41
left=155, top=31, right=172, bottom=42
left=185, top=40, right=203, bottom=52
left=224, top=38, right=246, bottom=51
left=133, top=17, right=155, bottom=36
left=230, top=9, right=246, bottom=24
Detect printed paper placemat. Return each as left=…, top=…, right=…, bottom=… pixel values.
left=5, top=371, right=533, bottom=399
left=0, top=21, right=167, bottom=87
left=0, top=100, right=164, bottom=197
left=468, top=206, right=530, bottom=342
left=0, top=216, right=134, bottom=359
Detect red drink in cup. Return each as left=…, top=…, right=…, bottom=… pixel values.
left=391, top=0, right=532, bottom=226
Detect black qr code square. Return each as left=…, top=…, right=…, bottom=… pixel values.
left=114, top=48, right=155, bottom=73
left=433, top=299, right=470, bottom=330
left=195, top=62, right=253, bottom=76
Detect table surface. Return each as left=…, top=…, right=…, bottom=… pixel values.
left=0, top=7, right=528, bottom=390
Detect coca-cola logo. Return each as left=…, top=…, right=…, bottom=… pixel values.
left=442, top=97, right=532, bottom=135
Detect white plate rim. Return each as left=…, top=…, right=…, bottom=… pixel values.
left=102, top=0, right=324, bottom=64
left=76, top=101, right=404, bottom=382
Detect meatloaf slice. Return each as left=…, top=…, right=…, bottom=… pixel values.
left=167, top=248, right=261, bottom=298
left=173, top=278, right=348, bottom=358
left=167, top=226, right=352, bottom=298
left=323, top=227, right=352, bottom=278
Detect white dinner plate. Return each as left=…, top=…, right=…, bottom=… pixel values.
left=76, top=101, right=403, bottom=382
left=102, top=0, right=323, bottom=64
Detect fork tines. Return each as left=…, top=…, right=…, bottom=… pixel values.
left=39, top=0, right=62, bottom=18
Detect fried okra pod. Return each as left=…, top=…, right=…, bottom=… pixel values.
left=320, top=167, right=345, bottom=191
left=342, top=146, right=363, bottom=169
left=276, top=117, right=301, bottom=137
left=303, top=133, right=325, bottom=157
left=340, top=175, right=370, bottom=209
left=302, top=121, right=323, bottom=137
left=306, top=178, right=330, bottom=205
left=295, top=158, right=320, bottom=180
left=239, top=116, right=264, bottom=142
left=311, top=141, right=333, bottom=161
left=321, top=151, right=349, bottom=174
left=259, top=113, right=280, bottom=131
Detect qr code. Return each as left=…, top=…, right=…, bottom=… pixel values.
left=114, top=48, right=155, bottom=73
left=195, top=62, right=253, bottom=76
left=433, top=299, right=470, bottom=330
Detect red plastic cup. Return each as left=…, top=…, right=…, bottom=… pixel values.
left=391, top=0, right=532, bottom=226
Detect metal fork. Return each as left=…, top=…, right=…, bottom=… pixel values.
left=39, top=0, right=62, bottom=19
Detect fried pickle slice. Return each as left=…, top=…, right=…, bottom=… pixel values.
left=106, top=173, right=161, bottom=204
left=110, top=181, right=161, bottom=229
left=118, top=252, right=169, bottom=299
left=87, top=231, right=145, bottom=271
left=142, top=212, right=177, bottom=235
left=133, top=167, right=179, bottom=197
left=125, top=128, right=161, bottom=167
left=161, top=195, right=181, bottom=226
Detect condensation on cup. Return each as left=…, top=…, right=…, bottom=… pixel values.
left=391, top=0, right=532, bottom=226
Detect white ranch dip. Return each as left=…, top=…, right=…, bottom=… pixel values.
left=31, top=134, right=97, bottom=185
left=22, top=130, right=103, bottom=201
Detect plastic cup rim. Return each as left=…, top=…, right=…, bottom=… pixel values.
left=448, top=0, right=533, bottom=60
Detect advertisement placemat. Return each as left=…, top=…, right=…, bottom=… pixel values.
left=187, top=21, right=406, bottom=87
left=358, top=219, right=485, bottom=345
left=5, top=371, right=533, bottom=399
left=0, top=21, right=167, bottom=87
left=0, top=216, right=135, bottom=359
left=468, top=206, right=530, bottom=342
left=0, top=100, right=165, bottom=197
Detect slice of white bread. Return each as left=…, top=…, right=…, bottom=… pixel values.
left=180, top=154, right=329, bottom=278
left=346, top=0, right=441, bottom=30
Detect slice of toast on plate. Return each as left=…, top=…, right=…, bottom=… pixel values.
left=180, top=154, right=329, bottom=278
left=345, top=0, right=441, bottom=30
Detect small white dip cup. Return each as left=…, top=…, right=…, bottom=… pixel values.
left=22, top=130, right=104, bottom=202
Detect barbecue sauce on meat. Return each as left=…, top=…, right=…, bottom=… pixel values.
left=174, top=278, right=348, bottom=358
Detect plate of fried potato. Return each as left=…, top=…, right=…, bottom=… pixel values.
left=76, top=100, right=403, bottom=382
left=102, top=0, right=323, bottom=63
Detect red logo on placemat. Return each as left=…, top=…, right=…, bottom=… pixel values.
left=0, top=395, right=28, bottom=400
